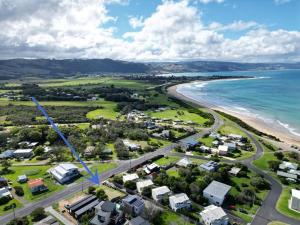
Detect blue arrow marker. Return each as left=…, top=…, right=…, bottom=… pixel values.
left=31, top=97, right=100, bottom=185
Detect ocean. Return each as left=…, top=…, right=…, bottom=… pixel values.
left=172, top=69, right=300, bottom=137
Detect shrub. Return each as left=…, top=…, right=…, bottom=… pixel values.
left=30, top=207, right=46, bottom=222
left=14, top=186, right=24, bottom=196
left=0, top=196, right=11, bottom=205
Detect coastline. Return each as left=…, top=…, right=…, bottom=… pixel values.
left=167, top=82, right=300, bottom=147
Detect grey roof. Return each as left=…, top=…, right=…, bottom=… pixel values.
left=75, top=199, right=100, bottom=217
left=123, top=195, right=144, bottom=208
left=180, top=138, right=198, bottom=146
left=69, top=195, right=97, bottom=212
left=203, top=180, right=231, bottom=198
left=200, top=161, right=218, bottom=171
left=101, top=201, right=115, bottom=212
left=129, top=216, right=150, bottom=225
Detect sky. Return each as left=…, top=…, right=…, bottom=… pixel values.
left=0, top=0, right=299, bottom=62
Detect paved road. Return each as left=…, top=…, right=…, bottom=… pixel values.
left=1, top=115, right=222, bottom=224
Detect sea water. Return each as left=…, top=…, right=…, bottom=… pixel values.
left=174, top=69, right=300, bottom=137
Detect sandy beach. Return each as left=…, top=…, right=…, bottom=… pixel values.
left=167, top=83, right=300, bottom=147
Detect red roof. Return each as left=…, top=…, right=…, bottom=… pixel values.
left=27, top=178, right=45, bottom=188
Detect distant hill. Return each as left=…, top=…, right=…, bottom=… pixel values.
left=0, top=58, right=299, bottom=79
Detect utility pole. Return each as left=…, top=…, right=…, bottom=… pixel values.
left=12, top=203, right=16, bottom=220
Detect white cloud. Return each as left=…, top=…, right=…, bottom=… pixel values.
left=129, top=16, right=144, bottom=29
left=208, top=20, right=260, bottom=31
left=197, top=0, right=224, bottom=4
left=0, top=0, right=298, bottom=62
left=274, top=0, right=291, bottom=5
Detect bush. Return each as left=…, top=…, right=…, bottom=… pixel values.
left=14, top=186, right=24, bottom=196
left=96, top=189, right=108, bottom=200
left=124, top=181, right=136, bottom=190
left=88, top=186, right=96, bottom=194
left=251, top=177, right=270, bottom=190
left=0, top=196, right=11, bottom=205
left=30, top=207, right=46, bottom=222
left=7, top=217, right=30, bottom=225
left=113, top=175, right=123, bottom=185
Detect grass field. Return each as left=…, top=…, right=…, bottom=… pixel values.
left=166, top=169, right=180, bottom=178
left=154, top=156, right=180, bottom=166
left=96, top=185, right=125, bottom=200
left=198, top=136, right=215, bottom=147
left=253, top=147, right=277, bottom=170
left=86, top=106, right=119, bottom=120
left=0, top=199, right=22, bottom=216
left=276, top=187, right=300, bottom=220
left=39, top=77, right=154, bottom=90
left=3, top=165, right=65, bottom=202
left=148, top=109, right=208, bottom=125
left=156, top=211, right=194, bottom=225
left=218, top=120, right=246, bottom=136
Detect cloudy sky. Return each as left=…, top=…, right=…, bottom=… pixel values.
left=0, top=0, right=299, bottom=62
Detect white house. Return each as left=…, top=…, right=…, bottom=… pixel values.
left=229, top=167, right=241, bottom=176
left=13, top=149, right=34, bottom=158
left=123, top=139, right=141, bottom=151
left=143, top=163, right=160, bottom=174
left=200, top=205, right=229, bottom=225
left=49, top=163, right=79, bottom=184
left=152, top=186, right=171, bottom=202
left=218, top=145, right=229, bottom=156
left=291, top=189, right=300, bottom=211
left=136, top=180, right=154, bottom=193
left=176, top=157, right=192, bottom=167
left=228, top=134, right=243, bottom=140
left=224, top=142, right=236, bottom=151
left=203, top=181, right=232, bottom=206
left=123, top=173, right=139, bottom=183
left=169, top=193, right=191, bottom=212
left=279, top=161, right=298, bottom=170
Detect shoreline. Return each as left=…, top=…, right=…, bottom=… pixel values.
left=167, top=82, right=300, bottom=147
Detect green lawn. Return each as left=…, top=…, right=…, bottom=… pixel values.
left=198, top=136, right=215, bottom=147
left=156, top=211, right=194, bottom=225
left=86, top=107, right=119, bottom=120
left=0, top=199, right=22, bottom=216
left=154, top=156, right=180, bottom=166
left=232, top=210, right=253, bottom=223
left=79, top=162, right=117, bottom=182
left=276, top=187, right=300, bottom=220
left=166, top=169, right=180, bottom=178
left=148, top=109, right=208, bottom=125
left=96, top=185, right=125, bottom=200
left=218, top=120, right=246, bottom=137
left=253, top=148, right=277, bottom=170
left=3, top=165, right=65, bottom=202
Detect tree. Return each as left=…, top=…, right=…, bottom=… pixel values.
left=30, top=207, right=46, bottom=222
left=88, top=186, right=96, bottom=194
left=268, top=160, right=281, bottom=171
left=1, top=160, right=11, bottom=173
left=142, top=186, right=152, bottom=198
left=7, top=217, right=29, bottom=225
left=0, top=196, right=11, bottom=205
left=274, top=152, right=284, bottom=160
left=96, top=189, right=108, bottom=200
left=251, top=177, right=270, bottom=189
left=113, top=175, right=123, bottom=185
left=124, top=181, right=136, bottom=190
left=14, top=186, right=24, bottom=196
left=34, top=146, right=45, bottom=156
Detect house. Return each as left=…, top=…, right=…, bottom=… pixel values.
left=224, top=142, right=236, bottom=151
left=210, top=133, right=221, bottom=139
left=125, top=216, right=150, bottom=225
left=203, top=180, right=232, bottom=206
left=122, top=195, right=145, bottom=217
left=169, top=193, right=191, bottom=212
left=84, top=146, right=95, bottom=157
left=90, top=200, right=123, bottom=225
left=123, top=140, right=141, bottom=151
left=123, top=173, right=139, bottom=183
left=143, top=163, right=160, bottom=174
left=277, top=171, right=297, bottom=181
left=229, top=167, right=241, bottom=176
left=200, top=145, right=210, bottom=153
left=218, top=145, right=229, bottom=156
left=152, top=186, right=171, bottom=202
left=28, top=179, right=48, bottom=194
left=291, top=189, right=300, bottom=211
left=49, top=163, right=79, bottom=184
left=180, top=138, right=198, bottom=150
left=200, top=205, right=229, bottom=225
left=228, top=134, right=243, bottom=141
left=176, top=157, right=192, bottom=167
left=200, top=161, right=219, bottom=172
left=65, top=195, right=99, bottom=219
left=0, top=150, right=14, bottom=159
left=136, top=180, right=154, bottom=193
left=279, top=161, right=298, bottom=171
left=212, top=140, right=220, bottom=146
left=18, top=175, right=28, bottom=183
left=0, top=177, right=8, bottom=188
left=13, top=149, right=34, bottom=158
left=0, top=187, right=12, bottom=198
